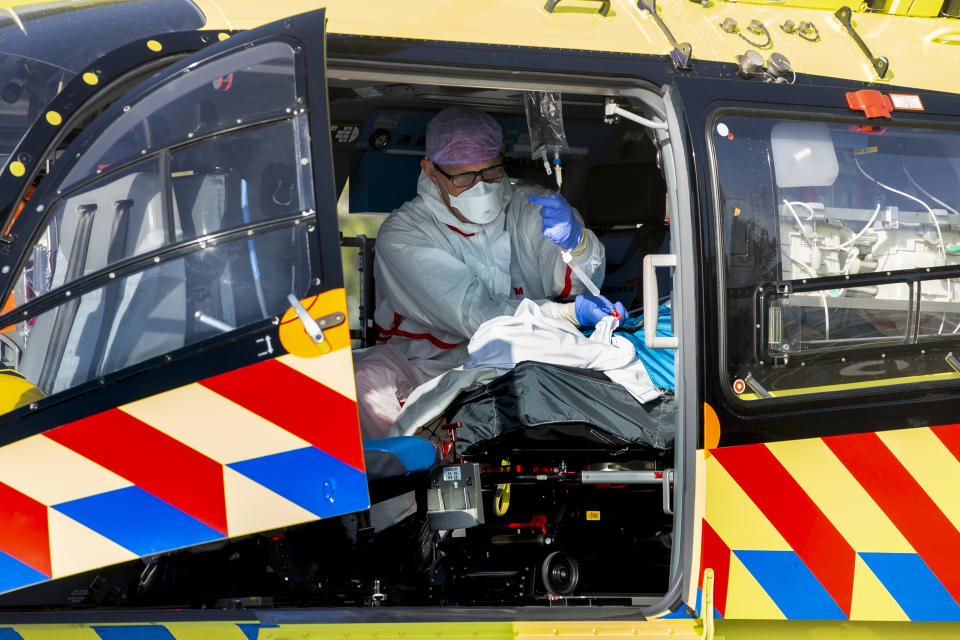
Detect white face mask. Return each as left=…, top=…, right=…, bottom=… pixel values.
left=441, top=179, right=504, bottom=225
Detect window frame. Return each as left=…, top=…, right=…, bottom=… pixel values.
left=707, top=105, right=960, bottom=406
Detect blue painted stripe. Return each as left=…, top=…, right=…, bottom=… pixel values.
left=53, top=486, right=222, bottom=557
left=91, top=625, right=175, bottom=640
left=860, top=552, right=960, bottom=621
left=0, top=550, right=48, bottom=594
left=735, top=550, right=846, bottom=620
left=661, top=604, right=696, bottom=619
left=236, top=623, right=279, bottom=640
left=229, top=446, right=369, bottom=519
left=0, top=628, right=25, bottom=640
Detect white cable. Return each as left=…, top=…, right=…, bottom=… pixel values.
left=855, top=156, right=945, bottom=257
left=903, top=165, right=960, bottom=217
left=838, top=202, right=882, bottom=250
left=787, top=256, right=831, bottom=340
left=783, top=199, right=816, bottom=245
left=842, top=247, right=859, bottom=275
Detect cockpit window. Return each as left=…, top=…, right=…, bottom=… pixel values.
left=0, top=0, right=205, bottom=170
left=0, top=36, right=317, bottom=413
left=712, top=115, right=960, bottom=400
left=60, top=41, right=299, bottom=190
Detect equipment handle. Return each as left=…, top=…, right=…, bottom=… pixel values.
left=544, top=0, right=611, bottom=17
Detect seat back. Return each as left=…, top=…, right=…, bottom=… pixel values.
left=585, top=163, right=670, bottom=310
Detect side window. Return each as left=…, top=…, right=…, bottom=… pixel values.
left=0, top=41, right=317, bottom=407
left=712, top=115, right=960, bottom=400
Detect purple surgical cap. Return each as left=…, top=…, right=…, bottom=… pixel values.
left=425, top=106, right=502, bottom=166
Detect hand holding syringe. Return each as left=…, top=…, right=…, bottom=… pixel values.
left=528, top=191, right=628, bottom=323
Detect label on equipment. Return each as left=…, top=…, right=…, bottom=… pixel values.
left=443, top=467, right=462, bottom=482
left=889, top=94, right=924, bottom=110
left=586, top=511, right=601, bottom=521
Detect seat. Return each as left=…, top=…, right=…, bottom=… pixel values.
left=583, top=162, right=669, bottom=311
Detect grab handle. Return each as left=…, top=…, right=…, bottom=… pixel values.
left=642, top=253, right=678, bottom=349
left=544, top=0, right=611, bottom=16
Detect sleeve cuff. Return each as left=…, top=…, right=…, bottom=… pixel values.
left=539, top=300, right=578, bottom=325
left=568, top=231, right=590, bottom=258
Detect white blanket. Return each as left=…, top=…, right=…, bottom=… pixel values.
left=390, top=299, right=662, bottom=437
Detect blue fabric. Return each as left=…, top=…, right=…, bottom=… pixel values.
left=585, top=305, right=675, bottom=391
left=363, top=436, right=437, bottom=474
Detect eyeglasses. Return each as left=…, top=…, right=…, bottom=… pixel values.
left=433, top=162, right=504, bottom=189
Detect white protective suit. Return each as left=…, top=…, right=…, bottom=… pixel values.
left=373, top=170, right=606, bottom=380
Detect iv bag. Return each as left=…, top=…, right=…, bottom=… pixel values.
left=524, top=91, right=569, bottom=164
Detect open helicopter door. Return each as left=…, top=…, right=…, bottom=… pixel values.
left=674, top=72, right=960, bottom=623
left=0, top=8, right=367, bottom=598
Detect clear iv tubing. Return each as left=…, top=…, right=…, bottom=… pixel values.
left=553, top=153, right=600, bottom=297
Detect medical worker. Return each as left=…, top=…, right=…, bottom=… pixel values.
left=354, top=106, right=627, bottom=439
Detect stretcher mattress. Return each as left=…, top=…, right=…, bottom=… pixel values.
left=443, top=360, right=674, bottom=457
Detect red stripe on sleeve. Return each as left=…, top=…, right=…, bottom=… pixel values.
left=556, top=266, right=572, bottom=300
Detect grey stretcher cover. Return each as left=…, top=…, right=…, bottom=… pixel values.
left=442, top=360, right=674, bottom=456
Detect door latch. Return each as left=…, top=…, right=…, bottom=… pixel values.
left=286, top=293, right=345, bottom=354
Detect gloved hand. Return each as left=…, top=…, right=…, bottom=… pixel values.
left=574, top=294, right=629, bottom=327
left=528, top=193, right=582, bottom=251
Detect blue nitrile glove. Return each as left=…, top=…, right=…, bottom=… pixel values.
left=528, top=193, right=582, bottom=251
left=574, top=294, right=630, bottom=327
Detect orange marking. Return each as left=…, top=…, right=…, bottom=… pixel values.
left=279, top=288, right=351, bottom=357
left=703, top=402, right=721, bottom=458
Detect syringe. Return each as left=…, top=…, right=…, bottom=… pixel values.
left=551, top=151, right=601, bottom=298
left=561, top=249, right=601, bottom=297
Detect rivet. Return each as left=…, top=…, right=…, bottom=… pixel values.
left=147, top=39, right=163, bottom=52
left=46, top=111, right=62, bottom=126
left=154, top=256, right=161, bottom=263
left=123, top=105, right=131, bottom=112
left=1, top=266, right=8, bottom=274
left=82, top=71, right=99, bottom=85
left=187, top=132, right=194, bottom=138
left=65, top=290, right=71, bottom=297
left=109, top=272, right=116, bottom=279
left=301, top=157, right=309, bottom=165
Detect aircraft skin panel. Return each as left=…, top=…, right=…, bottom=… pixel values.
left=0, top=289, right=368, bottom=595
left=696, top=423, right=960, bottom=621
